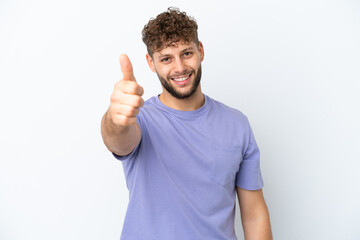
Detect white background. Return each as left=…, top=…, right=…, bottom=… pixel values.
left=1, top=0, right=359, bottom=239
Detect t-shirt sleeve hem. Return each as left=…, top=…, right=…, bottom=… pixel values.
left=235, top=183, right=264, bottom=191
left=112, top=142, right=141, bottom=161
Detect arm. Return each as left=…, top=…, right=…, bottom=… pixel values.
left=101, top=54, right=144, bottom=156
left=236, top=187, right=273, bottom=240
left=101, top=111, right=141, bottom=156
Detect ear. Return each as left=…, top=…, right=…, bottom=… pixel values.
left=146, top=53, right=157, bottom=73
left=198, top=41, right=205, bottom=62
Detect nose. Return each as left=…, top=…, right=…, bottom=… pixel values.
left=173, top=58, right=185, bottom=73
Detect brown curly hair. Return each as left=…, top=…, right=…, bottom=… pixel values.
left=142, top=7, right=199, bottom=57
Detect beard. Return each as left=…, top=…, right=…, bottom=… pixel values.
left=157, top=65, right=202, bottom=99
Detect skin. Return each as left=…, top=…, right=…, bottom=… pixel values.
left=237, top=188, right=273, bottom=240
left=101, top=54, right=143, bottom=156
left=101, top=41, right=272, bottom=240
left=146, top=41, right=205, bottom=111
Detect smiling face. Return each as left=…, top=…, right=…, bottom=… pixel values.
left=146, top=41, right=204, bottom=100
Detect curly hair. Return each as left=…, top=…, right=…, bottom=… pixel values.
left=142, top=7, right=199, bottom=57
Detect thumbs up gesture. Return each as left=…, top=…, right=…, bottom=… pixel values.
left=108, top=54, right=144, bottom=126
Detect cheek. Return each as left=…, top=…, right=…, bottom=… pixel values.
left=156, top=66, right=171, bottom=78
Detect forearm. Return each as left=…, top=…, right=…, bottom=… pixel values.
left=101, top=110, right=140, bottom=156
left=242, top=206, right=272, bottom=240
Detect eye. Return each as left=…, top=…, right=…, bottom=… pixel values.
left=183, top=52, right=192, bottom=56
left=161, top=57, right=170, bottom=62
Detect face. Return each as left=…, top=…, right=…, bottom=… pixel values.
left=146, top=41, right=204, bottom=99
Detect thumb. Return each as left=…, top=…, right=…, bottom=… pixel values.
left=119, top=54, right=136, bottom=81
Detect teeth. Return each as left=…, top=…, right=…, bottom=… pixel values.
left=172, top=75, right=189, bottom=82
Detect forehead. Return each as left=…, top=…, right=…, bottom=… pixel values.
left=155, top=41, right=197, bottom=56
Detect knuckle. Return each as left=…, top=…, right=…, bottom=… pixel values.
left=120, top=117, right=129, bottom=126
left=110, top=112, right=120, bottom=124
left=120, top=115, right=135, bottom=126
left=130, top=107, right=139, bottom=116
left=139, top=97, right=144, bottom=107
left=127, top=107, right=135, bottom=116
left=110, top=94, right=117, bottom=103
left=139, top=86, right=144, bottom=95
left=117, top=115, right=129, bottom=126
left=110, top=89, right=126, bottom=104
left=110, top=93, right=122, bottom=104
left=108, top=104, right=117, bottom=115
left=134, top=96, right=142, bottom=106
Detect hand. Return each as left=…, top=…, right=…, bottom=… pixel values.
left=108, top=54, right=144, bottom=126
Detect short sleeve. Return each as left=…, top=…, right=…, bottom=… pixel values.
left=112, top=140, right=141, bottom=161
left=235, top=121, right=264, bottom=190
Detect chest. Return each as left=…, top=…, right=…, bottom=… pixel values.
left=141, top=115, right=246, bottom=187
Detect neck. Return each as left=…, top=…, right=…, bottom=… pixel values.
left=159, top=85, right=205, bottom=111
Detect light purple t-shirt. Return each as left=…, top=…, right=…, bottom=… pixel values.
left=114, top=95, right=264, bottom=240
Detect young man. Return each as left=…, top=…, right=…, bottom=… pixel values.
left=101, top=8, right=272, bottom=240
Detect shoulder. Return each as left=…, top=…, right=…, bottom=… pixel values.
left=137, top=96, right=161, bottom=117
left=141, top=96, right=158, bottom=110
left=207, top=96, right=250, bottom=126
left=136, top=96, right=169, bottom=128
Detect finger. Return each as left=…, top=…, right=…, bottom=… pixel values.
left=119, top=54, right=136, bottom=81
left=112, top=114, right=137, bottom=126
left=110, top=89, right=144, bottom=107
left=116, top=94, right=144, bottom=108
left=111, top=103, right=140, bottom=117
left=116, top=81, right=144, bottom=96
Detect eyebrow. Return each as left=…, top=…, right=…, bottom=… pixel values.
left=181, top=47, right=195, bottom=53
left=158, top=47, right=195, bottom=59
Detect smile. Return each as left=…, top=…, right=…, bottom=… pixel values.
left=172, top=74, right=190, bottom=82
left=171, top=74, right=192, bottom=83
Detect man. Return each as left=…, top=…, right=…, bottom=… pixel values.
left=101, top=7, right=272, bottom=240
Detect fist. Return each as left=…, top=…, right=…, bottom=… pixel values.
left=108, top=54, right=144, bottom=126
